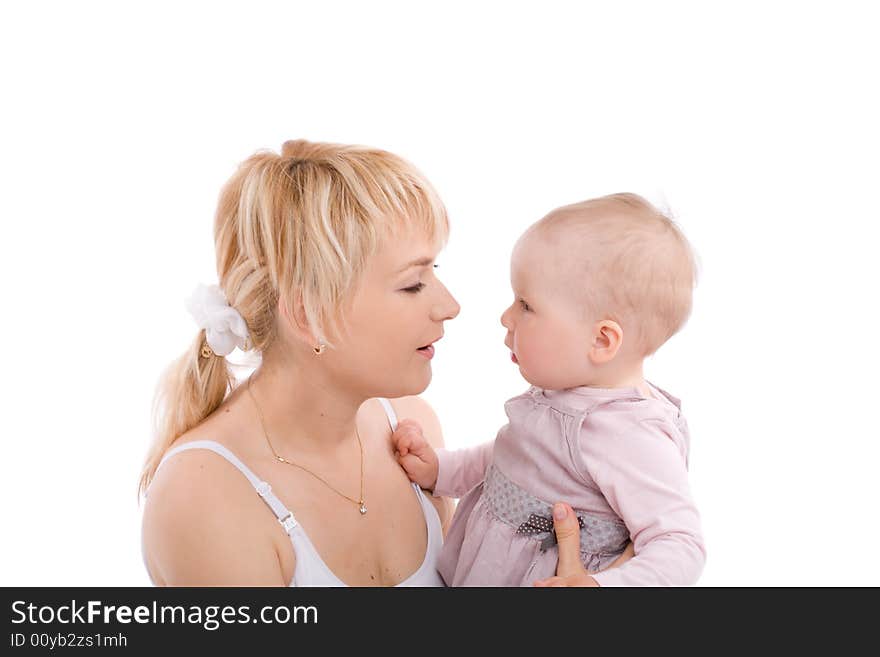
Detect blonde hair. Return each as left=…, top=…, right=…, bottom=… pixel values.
left=139, top=139, right=449, bottom=497
left=539, top=193, right=697, bottom=358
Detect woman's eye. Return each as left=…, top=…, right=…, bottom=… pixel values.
left=401, top=264, right=437, bottom=293
left=519, top=298, right=532, bottom=312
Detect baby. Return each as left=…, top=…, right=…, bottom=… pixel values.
left=393, top=193, right=706, bottom=586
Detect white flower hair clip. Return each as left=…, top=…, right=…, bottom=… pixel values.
left=186, top=284, right=251, bottom=358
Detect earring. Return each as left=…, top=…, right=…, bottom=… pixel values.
left=200, top=342, right=215, bottom=359
left=313, top=343, right=326, bottom=355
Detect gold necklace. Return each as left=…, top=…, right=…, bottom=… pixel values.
left=246, top=377, right=367, bottom=515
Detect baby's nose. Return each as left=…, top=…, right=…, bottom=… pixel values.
left=500, top=306, right=513, bottom=328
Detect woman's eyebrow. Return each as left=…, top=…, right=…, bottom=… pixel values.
left=396, top=257, right=435, bottom=273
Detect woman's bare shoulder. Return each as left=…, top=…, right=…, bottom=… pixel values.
left=141, top=438, right=288, bottom=586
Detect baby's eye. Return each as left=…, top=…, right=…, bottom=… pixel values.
left=519, top=298, right=532, bottom=312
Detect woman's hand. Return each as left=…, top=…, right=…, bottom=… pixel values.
left=533, top=503, right=635, bottom=587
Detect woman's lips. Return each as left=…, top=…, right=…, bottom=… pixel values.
left=511, top=352, right=518, bottom=364
left=417, top=344, right=435, bottom=359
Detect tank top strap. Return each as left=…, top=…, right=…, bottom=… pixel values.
left=376, top=398, right=398, bottom=431
left=154, top=440, right=299, bottom=534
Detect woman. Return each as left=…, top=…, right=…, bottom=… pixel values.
left=139, top=139, right=619, bottom=586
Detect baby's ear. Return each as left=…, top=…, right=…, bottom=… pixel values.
left=588, top=319, right=624, bottom=364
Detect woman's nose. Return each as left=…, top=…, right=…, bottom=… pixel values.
left=432, top=282, right=461, bottom=321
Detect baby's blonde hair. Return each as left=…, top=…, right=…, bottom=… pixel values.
left=538, top=193, right=697, bottom=358
left=139, top=140, right=448, bottom=497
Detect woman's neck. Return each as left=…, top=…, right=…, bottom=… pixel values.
left=245, top=353, right=366, bottom=457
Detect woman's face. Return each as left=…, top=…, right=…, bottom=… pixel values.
left=326, top=226, right=460, bottom=399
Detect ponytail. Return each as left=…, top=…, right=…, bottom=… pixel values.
left=138, top=330, right=233, bottom=498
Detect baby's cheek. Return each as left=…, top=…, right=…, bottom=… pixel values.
left=524, top=336, right=561, bottom=374
left=536, top=331, right=584, bottom=381
left=531, top=333, right=564, bottom=363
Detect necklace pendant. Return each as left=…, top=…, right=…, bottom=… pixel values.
left=359, top=502, right=367, bottom=515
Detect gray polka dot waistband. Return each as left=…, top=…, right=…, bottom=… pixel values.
left=485, top=464, right=630, bottom=554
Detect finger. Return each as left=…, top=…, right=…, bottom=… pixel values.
left=396, top=419, right=420, bottom=432
left=533, top=576, right=563, bottom=587
left=536, top=577, right=567, bottom=587
left=407, top=440, right=428, bottom=457
left=398, top=454, right=427, bottom=479
left=400, top=432, right=418, bottom=453
left=552, top=503, right=584, bottom=578
left=608, top=541, right=635, bottom=569
left=403, top=430, right=424, bottom=447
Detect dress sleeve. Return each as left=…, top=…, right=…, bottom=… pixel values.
left=433, top=441, right=495, bottom=498
left=583, top=417, right=706, bottom=586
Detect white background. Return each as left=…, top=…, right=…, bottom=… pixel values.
left=2, top=1, right=878, bottom=586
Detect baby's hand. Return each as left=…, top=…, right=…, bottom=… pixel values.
left=391, top=419, right=439, bottom=491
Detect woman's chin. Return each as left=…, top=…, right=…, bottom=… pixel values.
left=376, top=369, right=432, bottom=399
left=415, top=367, right=433, bottom=393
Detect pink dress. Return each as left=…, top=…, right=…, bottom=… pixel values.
left=434, top=383, right=706, bottom=586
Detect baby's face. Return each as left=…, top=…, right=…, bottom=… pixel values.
left=500, top=233, right=596, bottom=390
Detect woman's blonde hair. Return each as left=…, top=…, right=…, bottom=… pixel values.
left=139, top=140, right=449, bottom=497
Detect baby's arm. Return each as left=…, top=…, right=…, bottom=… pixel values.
left=433, top=441, right=494, bottom=498
left=392, top=419, right=494, bottom=497
left=582, top=418, right=706, bottom=587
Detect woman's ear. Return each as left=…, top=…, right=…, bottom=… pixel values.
left=588, top=319, right=624, bottom=364
left=278, top=293, right=320, bottom=346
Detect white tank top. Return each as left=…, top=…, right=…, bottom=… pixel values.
left=153, top=398, right=445, bottom=587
